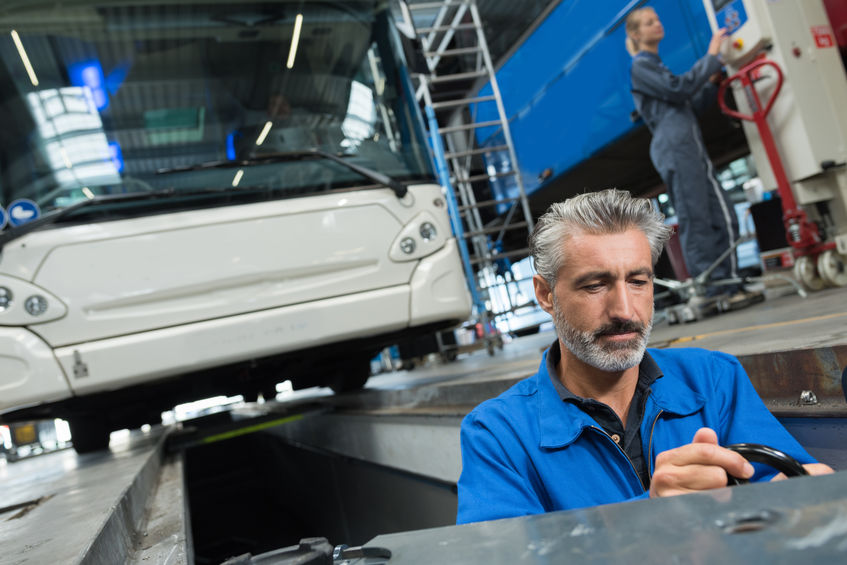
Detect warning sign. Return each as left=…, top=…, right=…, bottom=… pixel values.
left=811, top=25, right=835, bottom=48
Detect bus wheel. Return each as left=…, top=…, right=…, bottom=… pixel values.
left=329, top=356, right=371, bottom=394
left=68, top=414, right=111, bottom=454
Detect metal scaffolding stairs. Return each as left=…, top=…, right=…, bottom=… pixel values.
left=405, top=0, right=537, bottom=348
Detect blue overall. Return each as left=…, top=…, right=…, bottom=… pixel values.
left=456, top=347, right=816, bottom=524
left=631, top=51, right=739, bottom=287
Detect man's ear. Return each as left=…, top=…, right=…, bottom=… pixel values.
left=533, top=274, right=555, bottom=315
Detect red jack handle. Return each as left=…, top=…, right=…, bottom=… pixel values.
left=718, top=58, right=820, bottom=251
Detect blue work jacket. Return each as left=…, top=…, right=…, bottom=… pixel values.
left=456, top=347, right=815, bottom=524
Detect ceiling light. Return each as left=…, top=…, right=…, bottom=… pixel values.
left=286, top=14, right=303, bottom=69
left=11, top=30, right=39, bottom=86
left=255, top=121, right=273, bottom=145
left=59, top=147, right=73, bottom=169
left=232, top=169, right=244, bottom=187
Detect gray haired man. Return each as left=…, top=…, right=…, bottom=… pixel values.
left=456, top=189, right=831, bottom=524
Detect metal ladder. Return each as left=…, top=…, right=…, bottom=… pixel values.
left=405, top=0, right=536, bottom=351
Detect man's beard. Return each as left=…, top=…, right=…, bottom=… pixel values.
left=552, top=296, right=652, bottom=372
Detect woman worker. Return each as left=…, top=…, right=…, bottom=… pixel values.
left=626, top=6, right=759, bottom=306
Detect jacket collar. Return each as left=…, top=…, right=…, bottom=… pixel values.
left=634, top=51, right=661, bottom=62
left=535, top=345, right=705, bottom=449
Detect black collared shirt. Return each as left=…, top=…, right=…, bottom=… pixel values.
left=546, top=340, right=663, bottom=490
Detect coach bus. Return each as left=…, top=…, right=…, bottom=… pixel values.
left=0, top=0, right=471, bottom=452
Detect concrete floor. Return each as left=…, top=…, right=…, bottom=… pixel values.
left=0, top=430, right=167, bottom=565
left=363, top=284, right=847, bottom=394
left=650, top=285, right=847, bottom=356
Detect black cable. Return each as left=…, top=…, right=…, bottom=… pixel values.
left=725, top=443, right=808, bottom=485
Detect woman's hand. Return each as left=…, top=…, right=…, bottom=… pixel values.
left=708, top=28, right=727, bottom=56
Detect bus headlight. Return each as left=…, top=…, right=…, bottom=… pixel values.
left=25, top=295, right=48, bottom=316
left=0, top=276, right=66, bottom=324
left=400, top=237, right=416, bottom=255
left=0, top=287, right=11, bottom=311
left=389, top=211, right=448, bottom=262
left=419, top=222, right=437, bottom=242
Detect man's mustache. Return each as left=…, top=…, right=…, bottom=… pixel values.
left=593, top=320, right=645, bottom=338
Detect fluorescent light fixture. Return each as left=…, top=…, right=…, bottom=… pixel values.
left=11, top=30, right=39, bottom=86
left=232, top=169, right=244, bottom=187
left=341, top=80, right=376, bottom=143
left=255, top=121, right=273, bottom=145
left=59, top=147, right=73, bottom=169
left=367, top=49, right=385, bottom=96
left=82, top=187, right=95, bottom=199
left=72, top=162, right=121, bottom=182
left=286, top=13, right=303, bottom=69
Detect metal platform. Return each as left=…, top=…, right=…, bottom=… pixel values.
left=366, top=470, right=847, bottom=564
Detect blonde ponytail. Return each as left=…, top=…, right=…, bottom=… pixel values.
left=625, top=36, right=639, bottom=56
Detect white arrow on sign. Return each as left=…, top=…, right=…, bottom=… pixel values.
left=11, top=206, right=34, bottom=220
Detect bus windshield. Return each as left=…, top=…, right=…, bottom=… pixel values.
left=0, top=0, right=433, bottom=221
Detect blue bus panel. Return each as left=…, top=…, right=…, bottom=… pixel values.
left=471, top=0, right=715, bottom=210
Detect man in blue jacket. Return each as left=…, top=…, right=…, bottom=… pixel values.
left=456, top=189, right=832, bottom=525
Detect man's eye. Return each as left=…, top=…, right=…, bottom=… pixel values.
left=583, top=283, right=604, bottom=291
left=630, top=279, right=649, bottom=286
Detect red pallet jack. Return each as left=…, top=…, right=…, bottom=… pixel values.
left=718, top=57, right=846, bottom=290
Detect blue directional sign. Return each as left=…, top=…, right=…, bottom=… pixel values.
left=7, top=199, right=41, bottom=227
left=0, top=206, right=7, bottom=230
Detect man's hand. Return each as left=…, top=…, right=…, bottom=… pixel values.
left=771, top=463, right=835, bottom=481
left=650, top=428, right=754, bottom=498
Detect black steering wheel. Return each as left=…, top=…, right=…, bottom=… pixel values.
left=725, top=443, right=809, bottom=485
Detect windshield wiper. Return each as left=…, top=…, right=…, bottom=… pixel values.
left=156, top=148, right=408, bottom=198
left=0, top=189, right=180, bottom=251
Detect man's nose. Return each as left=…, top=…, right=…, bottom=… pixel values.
left=607, top=282, right=635, bottom=320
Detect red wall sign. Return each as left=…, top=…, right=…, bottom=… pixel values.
left=811, top=25, right=835, bottom=48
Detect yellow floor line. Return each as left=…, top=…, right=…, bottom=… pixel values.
left=665, top=311, right=847, bottom=346
left=200, top=414, right=304, bottom=444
